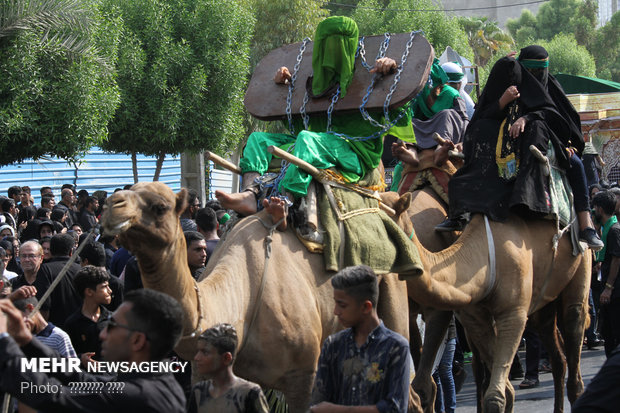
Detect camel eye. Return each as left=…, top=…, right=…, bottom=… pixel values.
left=152, top=203, right=170, bottom=215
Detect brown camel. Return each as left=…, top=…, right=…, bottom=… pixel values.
left=101, top=181, right=413, bottom=413
left=384, top=191, right=591, bottom=413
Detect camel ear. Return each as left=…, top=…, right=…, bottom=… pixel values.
left=393, top=192, right=412, bottom=216
left=176, top=188, right=188, bottom=216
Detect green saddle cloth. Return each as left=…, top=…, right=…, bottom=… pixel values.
left=317, top=169, right=424, bottom=277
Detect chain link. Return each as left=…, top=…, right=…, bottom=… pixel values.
left=358, top=33, right=391, bottom=128
left=300, top=91, right=310, bottom=130
left=286, top=38, right=310, bottom=135
left=383, top=30, right=419, bottom=123
left=326, top=86, right=341, bottom=132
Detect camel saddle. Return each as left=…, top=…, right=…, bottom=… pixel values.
left=396, top=149, right=463, bottom=203
left=244, top=32, right=433, bottom=120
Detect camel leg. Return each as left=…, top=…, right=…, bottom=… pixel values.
left=559, top=262, right=590, bottom=404
left=412, top=308, right=452, bottom=413
left=281, top=371, right=317, bottom=413
left=462, top=306, right=526, bottom=413
left=532, top=302, right=567, bottom=413
left=456, top=309, right=498, bottom=413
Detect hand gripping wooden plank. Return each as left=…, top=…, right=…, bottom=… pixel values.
left=244, top=32, right=434, bottom=121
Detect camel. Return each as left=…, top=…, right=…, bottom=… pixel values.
left=384, top=191, right=591, bottom=413
left=101, top=181, right=413, bottom=413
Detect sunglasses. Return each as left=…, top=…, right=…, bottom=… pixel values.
left=102, top=315, right=148, bottom=339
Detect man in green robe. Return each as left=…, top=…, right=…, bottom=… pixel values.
left=216, top=16, right=415, bottom=216
left=390, top=59, right=469, bottom=190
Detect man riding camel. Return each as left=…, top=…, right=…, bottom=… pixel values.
left=215, top=16, right=425, bottom=222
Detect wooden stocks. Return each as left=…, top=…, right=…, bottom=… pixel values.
left=267, top=145, right=396, bottom=217
left=205, top=151, right=242, bottom=175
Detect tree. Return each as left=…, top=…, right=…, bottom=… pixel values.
left=100, top=0, right=255, bottom=181
left=0, top=0, right=121, bottom=166
left=539, top=33, right=596, bottom=76
left=458, top=17, right=514, bottom=67
left=534, top=0, right=580, bottom=41
left=591, top=11, right=620, bottom=81
left=351, top=0, right=474, bottom=62
left=249, top=0, right=329, bottom=68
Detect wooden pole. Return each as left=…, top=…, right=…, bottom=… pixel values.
left=205, top=151, right=242, bottom=175
left=267, top=146, right=396, bottom=216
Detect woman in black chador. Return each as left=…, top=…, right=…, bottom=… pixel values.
left=436, top=45, right=602, bottom=250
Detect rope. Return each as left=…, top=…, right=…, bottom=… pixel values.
left=179, top=282, right=204, bottom=340
left=237, top=215, right=284, bottom=355
left=30, top=227, right=98, bottom=317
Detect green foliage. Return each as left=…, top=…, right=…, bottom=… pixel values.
left=534, top=0, right=580, bottom=40
left=249, top=0, right=328, bottom=68
left=101, top=0, right=255, bottom=157
left=591, top=12, right=620, bottom=81
left=458, top=17, right=514, bottom=67
left=506, top=0, right=597, bottom=47
left=539, top=33, right=596, bottom=76
left=0, top=0, right=121, bottom=166
left=351, top=0, right=473, bottom=62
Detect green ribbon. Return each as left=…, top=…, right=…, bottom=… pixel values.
left=520, top=58, right=549, bottom=69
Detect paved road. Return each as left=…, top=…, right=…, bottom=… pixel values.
left=454, top=346, right=607, bottom=412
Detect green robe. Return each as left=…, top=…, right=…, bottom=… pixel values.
left=240, top=106, right=414, bottom=198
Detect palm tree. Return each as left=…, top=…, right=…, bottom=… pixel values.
left=459, top=17, right=515, bottom=67
left=0, top=0, right=92, bottom=53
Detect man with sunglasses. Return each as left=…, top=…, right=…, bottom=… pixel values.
left=0, top=288, right=186, bottom=412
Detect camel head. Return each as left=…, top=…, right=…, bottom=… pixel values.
left=101, top=182, right=188, bottom=253
left=380, top=191, right=413, bottom=236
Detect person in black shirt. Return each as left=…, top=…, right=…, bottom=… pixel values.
left=64, top=266, right=112, bottom=366
left=592, top=191, right=620, bottom=357
left=33, top=233, right=82, bottom=328
left=0, top=288, right=186, bottom=412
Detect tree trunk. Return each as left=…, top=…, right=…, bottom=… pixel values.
left=131, top=152, right=138, bottom=184
left=153, top=152, right=165, bottom=182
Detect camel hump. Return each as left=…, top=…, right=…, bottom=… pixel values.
left=244, top=32, right=433, bottom=120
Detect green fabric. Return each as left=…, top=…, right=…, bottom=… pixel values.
left=555, top=73, right=620, bottom=94
left=412, top=84, right=461, bottom=120
left=312, top=16, right=359, bottom=98
left=519, top=58, right=549, bottom=68
left=279, top=130, right=365, bottom=197
left=446, top=71, right=464, bottom=82
left=390, top=162, right=403, bottom=192
left=278, top=106, right=414, bottom=197
left=596, top=215, right=618, bottom=262
left=239, top=132, right=296, bottom=174
left=429, top=58, right=449, bottom=87
left=318, top=168, right=424, bottom=276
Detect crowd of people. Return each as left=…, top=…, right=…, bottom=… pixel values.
left=0, top=11, right=618, bottom=412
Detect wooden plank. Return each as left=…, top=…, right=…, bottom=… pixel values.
left=244, top=32, right=433, bottom=121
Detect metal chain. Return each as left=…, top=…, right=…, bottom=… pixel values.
left=300, top=91, right=310, bottom=130
left=326, top=86, right=341, bottom=132
left=383, top=30, right=419, bottom=123
left=359, top=33, right=391, bottom=128
left=286, top=38, right=310, bottom=135
left=357, top=37, right=372, bottom=72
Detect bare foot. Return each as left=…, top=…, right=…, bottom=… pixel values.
left=433, top=141, right=452, bottom=167
left=391, top=142, right=419, bottom=167
left=215, top=190, right=257, bottom=216
left=262, top=197, right=288, bottom=231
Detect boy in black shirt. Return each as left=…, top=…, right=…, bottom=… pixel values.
left=64, top=265, right=111, bottom=366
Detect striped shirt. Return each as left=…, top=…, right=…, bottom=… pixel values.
left=36, top=322, right=77, bottom=358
